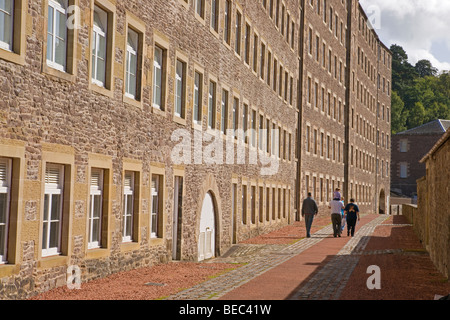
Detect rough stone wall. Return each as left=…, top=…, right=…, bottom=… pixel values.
left=425, top=138, right=449, bottom=278
left=0, top=0, right=299, bottom=299
left=404, top=138, right=450, bottom=279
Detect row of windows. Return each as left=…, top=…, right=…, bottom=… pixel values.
left=357, top=7, right=392, bottom=70
left=355, top=46, right=391, bottom=95
left=260, top=0, right=297, bottom=51
left=305, top=174, right=344, bottom=204
left=0, top=1, right=298, bottom=142
left=231, top=181, right=291, bottom=226
left=305, top=173, right=375, bottom=206
left=305, top=125, right=344, bottom=164
left=193, top=0, right=297, bottom=105
left=308, top=0, right=348, bottom=48
left=0, top=156, right=171, bottom=264
left=307, top=28, right=346, bottom=85
left=351, top=110, right=390, bottom=150
left=303, top=124, right=390, bottom=176
left=190, top=70, right=294, bottom=161
left=306, top=76, right=344, bottom=123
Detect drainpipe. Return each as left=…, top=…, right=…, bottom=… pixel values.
left=295, top=0, right=306, bottom=221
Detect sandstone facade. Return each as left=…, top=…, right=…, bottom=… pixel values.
left=0, top=0, right=390, bottom=299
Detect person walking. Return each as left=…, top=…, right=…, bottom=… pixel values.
left=344, top=198, right=360, bottom=237
left=329, top=197, right=345, bottom=237
left=340, top=196, right=346, bottom=233
left=301, top=192, right=318, bottom=238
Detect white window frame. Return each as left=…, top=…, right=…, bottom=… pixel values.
left=91, top=5, right=108, bottom=87
left=125, top=28, right=138, bottom=100
left=221, top=89, right=228, bottom=134
left=47, top=0, right=68, bottom=72
left=42, top=164, right=64, bottom=258
left=0, top=158, right=11, bottom=264
left=0, top=0, right=14, bottom=51
left=122, top=171, right=134, bottom=243
left=88, top=168, right=103, bottom=249
left=193, top=70, right=202, bottom=125
left=150, top=175, right=161, bottom=239
left=175, top=59, right=186, bottom=118
left=208, top=81, right=216, bottom=129
left=153, top=46, right=163, bottom=110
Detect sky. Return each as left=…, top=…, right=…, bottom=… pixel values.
left=359, top=0, right=450, bottom=72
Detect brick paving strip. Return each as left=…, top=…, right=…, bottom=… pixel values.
left=288, top=214, right=389, bottom=300
left=165, top=214, right=388, bottom=300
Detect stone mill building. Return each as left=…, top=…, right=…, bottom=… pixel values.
left=0, top=0, right=391, bottom=298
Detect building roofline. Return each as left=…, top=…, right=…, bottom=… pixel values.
left=395, top=119, right=450, bottom=135
left=357, top=1, right=392, bottom=54
left=420, top=128, right=450, bottom=163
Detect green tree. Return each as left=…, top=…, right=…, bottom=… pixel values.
left=408, top=102, right=426, bottom=128
left=391, top=91, right=408, bottom=134
left=415, top=59, right=438, bottom=77
left=390, top=45, right=450, bottom=134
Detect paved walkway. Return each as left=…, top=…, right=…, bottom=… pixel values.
left=166, top=214, right=389, bottom=300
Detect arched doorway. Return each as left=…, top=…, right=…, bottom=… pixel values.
left=379, top=189, right=386, bottom=214
left=198, top=192, right=216, bottom=261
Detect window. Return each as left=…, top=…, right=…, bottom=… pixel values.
left=242, top=103, right=248, bottom=143
left=399, top=139, right=408, bottom=153
left=92, top=5, right=108, bottom=87
left=235, top=10, right=242, bottom=55
left=259, top=114, right=264, bottom=151
left=259, top=186, right=264, bottom=223
left=195, top=0, right=205, bottom=19
left=47, top=0, right=68, bottom=71
left=233, top=97, right=239, bottom=139
left=315, top=35, right=319, bottom=62
left=221, top=89, right=228, bottom=134
left=0, top=158, right=11, bottom=264
left=151, top=175, right=163, bottom=238
left=260, top=42, right=266, bottom=79
left=0, top=0, right=13, bottom=51
left=88, top=168, right=103, bottom=249
left=242, top=184, right=247, bottom=224
left=122, top=171, right=134, bottom=242
left=125, top=28, right=139, bottom=99
left=208, top=80, right=216, bottom=129
left=244, top=23, right=250, bottom=64
left=175, top=59, right=186, bottom=118
left=153, top=46, right=165, bottom=110
left=42, top=164, right=64, bottom=257
left=272, top=187, right=275, bottom=220
left=210, top=0, right=219, bottom=32
left=308, top=27, right=313, bottom=55
left=250, top=186, right=256, bottom=224
left=253, top=33, right=258, bottom=73
left=251, top=109, right=256, bottom=147
left=224, top=0, right=231, bottom=44
left=306, top=125, right=310, bottom=152
left=193, top=71, right=203, bottom=124
left=313, top=129, right=318, bottom=155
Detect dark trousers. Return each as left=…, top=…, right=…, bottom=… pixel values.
left=304, top=214, right=315, bottom=237
left=331, top=214, right=342, bottom=237
left=347, top=217, right=357, bottom=236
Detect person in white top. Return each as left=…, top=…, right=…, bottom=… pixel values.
left=328, top=197, right=345, bottom=237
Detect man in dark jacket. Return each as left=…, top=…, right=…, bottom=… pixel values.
left=344, top=198, right=360, bottom=237
left=301, top=193, right=318, bottom=238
